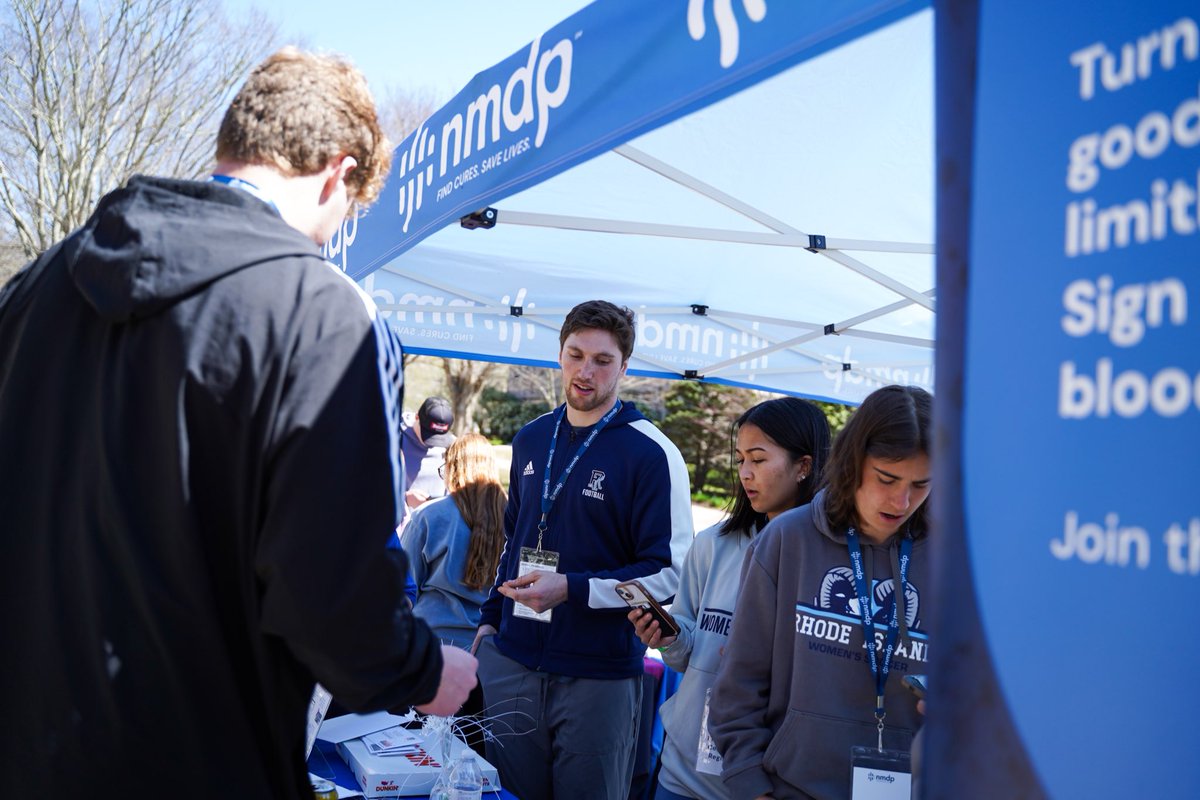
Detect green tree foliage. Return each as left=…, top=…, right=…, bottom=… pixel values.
left=815, top=400, right=853, bottom=436
left=476, top=386, right=551, bottom=444
left=660, top=382, right=758, bottom=497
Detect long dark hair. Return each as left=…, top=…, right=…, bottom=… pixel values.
left=821, top=385, right=933, bottom=536
left=720, top=397, right=832, bottom=537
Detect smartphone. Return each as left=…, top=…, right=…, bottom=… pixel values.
left=615, top=580, right=680, bottom=639
left=902, top=674, right=928, bottom=700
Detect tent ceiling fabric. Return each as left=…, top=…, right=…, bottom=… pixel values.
left=342, top=0, right=934, bottom=405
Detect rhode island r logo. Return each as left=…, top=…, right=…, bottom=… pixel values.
left=582, top=470, right=606, bottom=500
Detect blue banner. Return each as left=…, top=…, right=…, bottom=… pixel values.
left=964, top=2, right=1199, bottom=796
left=340, top=0, right=928, bottom=280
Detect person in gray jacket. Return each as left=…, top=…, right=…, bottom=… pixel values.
left=403, top=433, right=506, bottom=650
left=404, top=433, right=506, bottom=755
left=710, top=385, right=932, bottom=800
left=628, top=398, right=831, bottom=800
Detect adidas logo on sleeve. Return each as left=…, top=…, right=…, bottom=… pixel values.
left=522, top=461, right=535, bottom=476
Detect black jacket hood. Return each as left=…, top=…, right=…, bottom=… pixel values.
left=66, top=175, right=320, bottom=322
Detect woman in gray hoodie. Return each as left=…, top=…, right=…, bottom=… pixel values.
left=629, top=397, right=831, bottom=800
left=710, top=385, right=932, bottom=800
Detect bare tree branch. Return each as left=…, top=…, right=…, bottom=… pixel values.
left=509, top=364, right=563, bottom=410
left=0, top=237, right=26, bottom=285
left=378, top=84, right=441, bottom=143
left=440, top=356, right=500, bottom=434
left=0, top=0, right=278, bottom=259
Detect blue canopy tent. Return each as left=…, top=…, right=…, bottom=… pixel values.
left=324, top=1, right=1197, bottom=796
left=332, top=0, right=935, bottom=405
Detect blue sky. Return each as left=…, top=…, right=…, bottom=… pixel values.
left=225, top=1, right=592, bottom=101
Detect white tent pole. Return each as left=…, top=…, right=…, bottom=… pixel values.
left=696, top=290, right=936, bottom=378
left=376, top=263, right=566, bottom=338
left=713, top=315, right=824, bottom=336
left=375, top=262, right=935, bottom=382
left=634, top=306, right=708, bottom=315
left=372, top=268, right=694, bottom=377
left=719, top=367, right=926, bottom=394
left=820, top=250, right=935, bottom=311
left=830, top=289, right=936, bottom=329
left=702, top=309, right=829, bottom=327
left=702, top=298, right=932, bottom=329
left=838, top=329, right=933, bottom=348
left=615, top=145, right=799, bottom=231
left=698, top=327, right=844, bottom=376
left=373, top=272, right=936, bottom=345
left=627, top=353, right=691, bottom=376
left=824, top=238, right=933, bottom=254
left=380, top=262, right=517, bottom=310
left=702, top=304, right=924, bottom=328
left=379, top=263, right=581, bottom=321
left=718, top=360, right=932, bottom=377
left=711, top=314, right=930, bottom=352
left=698, top=330, right=925, bottom=379
left=613, top=145, right=935, bottom=309
left=498, top=210, right=931, bottom=254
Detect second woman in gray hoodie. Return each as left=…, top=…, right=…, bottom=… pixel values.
left=710, top=385, right=933, bottom=800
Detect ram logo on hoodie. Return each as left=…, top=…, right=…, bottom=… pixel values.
left=791, top=566, right=929, bottom=665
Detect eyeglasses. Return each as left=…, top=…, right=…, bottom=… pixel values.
left=437, top=464, right=446, bottom=479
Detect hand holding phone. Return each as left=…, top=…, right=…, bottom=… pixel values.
left=616, top=580, right=680, bottom=640
left=902, top=674, right=927, bottom=700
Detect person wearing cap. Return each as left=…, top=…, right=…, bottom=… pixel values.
left=401, top=396, right=458, bottom=515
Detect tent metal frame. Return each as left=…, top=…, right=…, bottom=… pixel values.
left=373, top=140, right=934, bottom=392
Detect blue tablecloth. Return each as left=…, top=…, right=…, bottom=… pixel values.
left=307, top=737, right=518, bottom=799
left=308, top=657, right=681, bottom=800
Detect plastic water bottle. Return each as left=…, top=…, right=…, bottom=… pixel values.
left=448, top=750, right=483, bottom=800
left=429, top=766, right=452, bottom=800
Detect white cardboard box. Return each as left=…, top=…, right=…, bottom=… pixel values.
left=337, top=730, right=502, bottom=798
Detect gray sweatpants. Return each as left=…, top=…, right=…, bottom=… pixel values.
left=476, top=636, right=641, bottom=800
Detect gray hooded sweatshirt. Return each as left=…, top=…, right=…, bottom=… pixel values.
left=710, top=490, right=929, bottom=800
left=656, top=521, right=756, bottom=799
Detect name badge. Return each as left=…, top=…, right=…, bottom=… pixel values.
left=513, top=546, right=560, bottom=623
left=849, top=746, right=911, bottom=799
left=694, top=688, right=723, bottom=775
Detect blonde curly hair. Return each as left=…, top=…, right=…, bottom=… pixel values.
left=216, top=47, right=391, bottom=207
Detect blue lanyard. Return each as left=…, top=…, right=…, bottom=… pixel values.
left=208, top=174, right=281, bottom=215
left=536, top=400, right=622, bottom=550
left=846, top=527, right=912, bottom=727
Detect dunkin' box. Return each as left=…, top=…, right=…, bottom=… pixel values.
left=336, top=728, right=501, bottom=798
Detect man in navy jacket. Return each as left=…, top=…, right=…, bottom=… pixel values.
left=472, top=300, right=693, bottom=800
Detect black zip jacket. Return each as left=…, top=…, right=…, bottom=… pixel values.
left=0, top=176, right=441, bottom=797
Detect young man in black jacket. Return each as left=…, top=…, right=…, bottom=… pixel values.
left=0, top=48, right=475, bottom=798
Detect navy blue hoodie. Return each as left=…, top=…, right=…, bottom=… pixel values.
left=479, top=402, right=694, bottom=679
